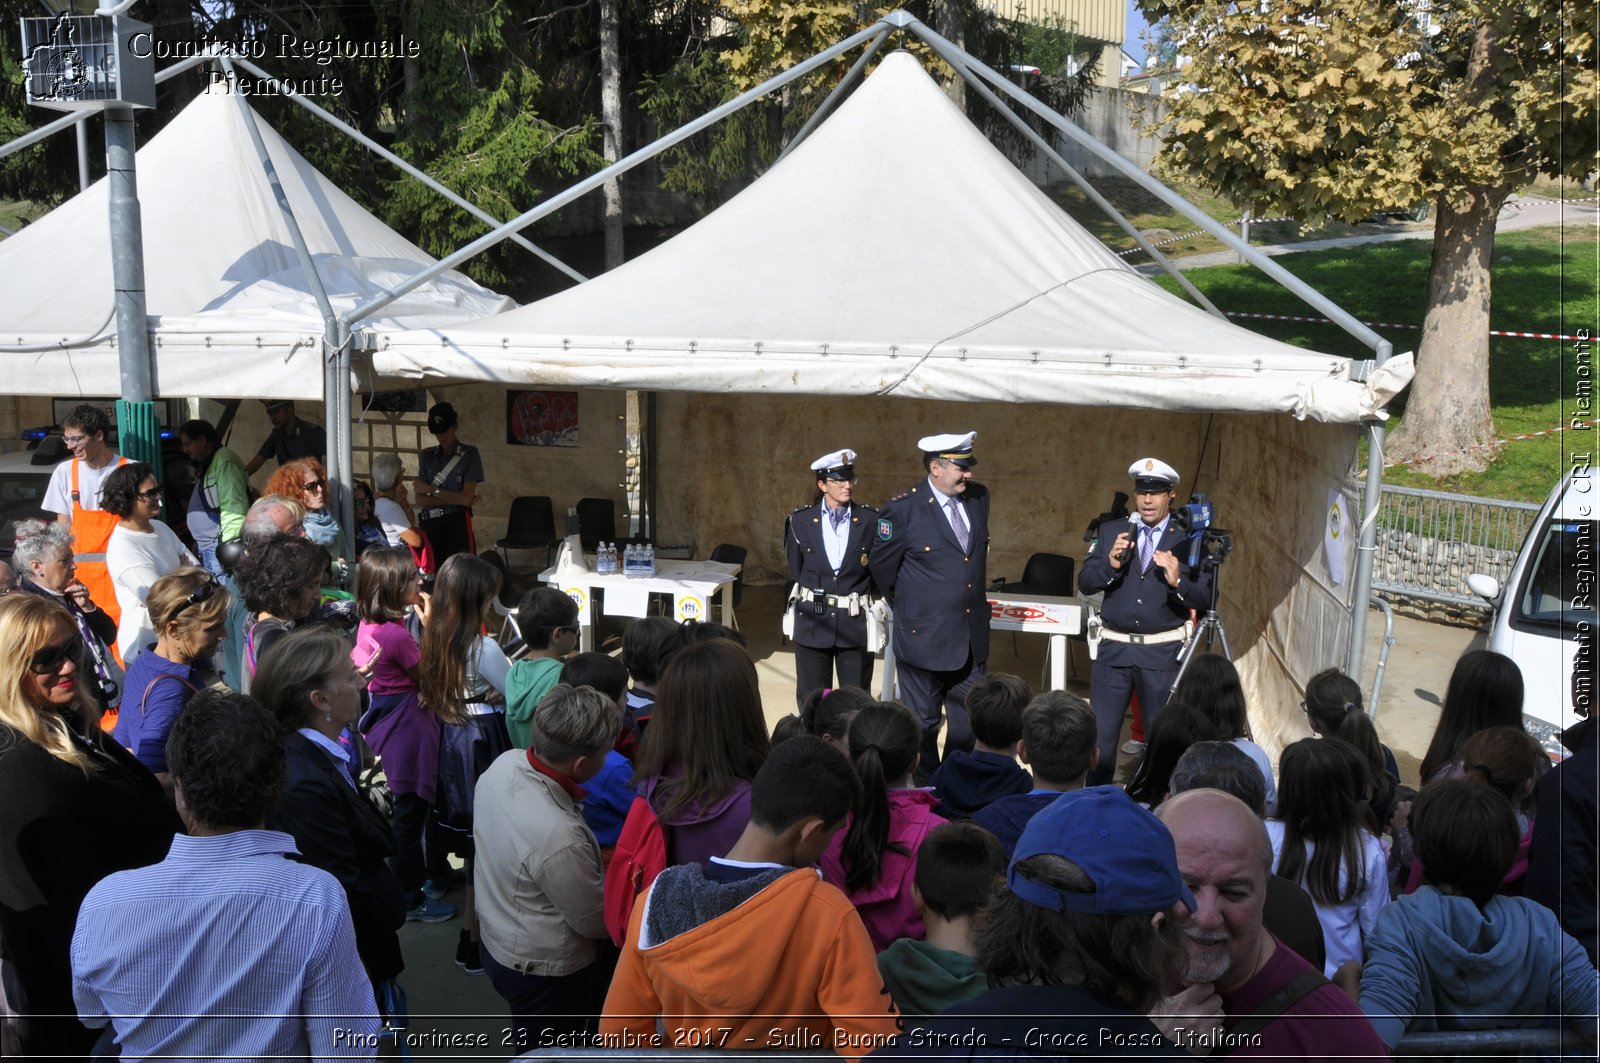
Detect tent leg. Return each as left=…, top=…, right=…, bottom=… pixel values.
left=1348, top=394, right=1390, bottom=681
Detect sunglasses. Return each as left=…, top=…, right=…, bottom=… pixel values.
left=136, top=487, right=163, bottom=503
left=302, top=480, right=327, bottom=494
left=30, top=634, right=85, bottom=675
left=166, top=577, right=222, bottom=626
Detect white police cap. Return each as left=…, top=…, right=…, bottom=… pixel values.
left=918, top=431, right=977, bottom=467
left=1128, top=457, right=1180, bottom=489
left=810, top=449, right=858, bottom=476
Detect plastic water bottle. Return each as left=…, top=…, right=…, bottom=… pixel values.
left=624, top=543, right=639, bottom=578
left=644, top=543, right=656, bottom=577
left=596, top=542, right=609, bottom=574
left=605, top=542, right=617, bottom=574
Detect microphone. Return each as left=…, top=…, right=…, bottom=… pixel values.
left=1118, top=514, right=1141, bottom=566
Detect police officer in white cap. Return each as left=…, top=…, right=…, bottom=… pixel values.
left=869, top=431, right=990, bottom=781
left=785, top=449, right=880, bottom=706
left=1077, top=457, right=1214, bottom=785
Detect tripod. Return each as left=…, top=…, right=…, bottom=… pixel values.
left=1169, top=529, right=1233, bottom=695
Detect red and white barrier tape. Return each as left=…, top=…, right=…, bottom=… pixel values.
left=1223, top=309, right=1589, bottom=342
left=1117, top=217, right=1297, bottom=257
left=1383, top=419, right=1597, bottom=469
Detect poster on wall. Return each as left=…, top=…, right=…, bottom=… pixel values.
left=506, top=390, right=579, bottom=447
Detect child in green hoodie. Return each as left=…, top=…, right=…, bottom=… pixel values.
left=877, top=821, right=1005, bottom=1022
left=504, top=587, right=580, bottom=749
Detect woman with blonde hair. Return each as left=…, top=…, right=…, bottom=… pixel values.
left=265, top=457, right=350, bottom=578
left=113, top=567, right=228, bottom=789
left=13, top=518, right=122, bottom=715
left=0, top=594, right=179, bottom=1057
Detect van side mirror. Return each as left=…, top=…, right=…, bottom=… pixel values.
left=1465, top=572, right=1501, bottom=604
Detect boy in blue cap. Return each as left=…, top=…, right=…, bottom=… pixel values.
left=872, top=786, right=1195, bottom=1059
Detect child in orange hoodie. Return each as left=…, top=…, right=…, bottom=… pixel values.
left=601, top=736, right=902, bottom=1059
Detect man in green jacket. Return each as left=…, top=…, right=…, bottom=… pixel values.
left=180, top=419, right=250, bottom=578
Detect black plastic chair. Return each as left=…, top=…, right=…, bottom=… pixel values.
left=496, top=495, right=558, bottom=572
left=991, top=552, right=1078, bottom=667
left=575, top=497, right=617, bottom=552
left=708, top=543, right=748, bottom=611
left=991, top=552, right=1075, bottom=597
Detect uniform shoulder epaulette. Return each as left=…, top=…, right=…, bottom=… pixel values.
left=887, top=489, right=914, bottom=503
left=788, top=503, right=812, bottom=516
left=854, top=501, right=880, bottom=515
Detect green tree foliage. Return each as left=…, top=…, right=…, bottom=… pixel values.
left=640, top=0, right=1099, bottom=201
left=1140, top=0, right=1598, bottom=474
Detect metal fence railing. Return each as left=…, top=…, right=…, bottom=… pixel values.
left=1363, top=482, right=1542, bottom=608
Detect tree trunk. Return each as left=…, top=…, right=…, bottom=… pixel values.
left=1385, top=185, right=1507, bottom=475
left=600, top=0, right=624, bottom=272
left=935, top=0, right=965, bottom=112
left=402, top=0, right=421, bottom=136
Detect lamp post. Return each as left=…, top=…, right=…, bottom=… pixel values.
left=21, top=1, right=161, bottom=470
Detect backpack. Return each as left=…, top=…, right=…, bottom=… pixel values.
left=603, top=795, right=669, bottom=946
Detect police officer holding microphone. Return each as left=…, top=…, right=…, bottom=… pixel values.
left=786, top=449, right=879, bottom=706
left=1078, top=458, right=1213, bottom=785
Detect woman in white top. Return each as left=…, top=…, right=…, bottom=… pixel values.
left=103, top=463, right=198, bottom=663
left=370, top=452, right=424, bottom=551
left=1171, top=652, right=1278, bottom=815
left=1268, top=736, right=1390, bottom=978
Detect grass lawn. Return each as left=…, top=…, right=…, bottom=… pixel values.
left=1042, top=175, right=1427, bottom=260
left=1149, top=223, right=1599, bottom=502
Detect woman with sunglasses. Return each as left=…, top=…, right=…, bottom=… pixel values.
left=103, top=462, right=199, bottom=664
left=351, top=480, right=389, bottom=558
left=266, top=458, right=350, bottom=579
left=113, top=567, right=230, bottom=793
left=12, top=519, right=122, bottom=714
left=0, top=594, right=180, bottom=1058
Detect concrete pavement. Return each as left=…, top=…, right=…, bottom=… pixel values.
left=1133, top=194, right=1597, bottom=276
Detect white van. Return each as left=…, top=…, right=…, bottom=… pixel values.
left=1467, top=472, right=1598, bottom=758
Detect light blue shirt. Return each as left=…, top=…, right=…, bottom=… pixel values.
left=820, top=500, right=851, bottom=572
left=298, top=726, right=358, bottom=790
left=72, top=829, right=380, bottom=1060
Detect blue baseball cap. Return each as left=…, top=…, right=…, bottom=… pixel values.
left=1008, top=786, right=1197, bottom=917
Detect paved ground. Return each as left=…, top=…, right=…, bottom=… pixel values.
left=394, top=584, right=1485, bottom=1056
left=1133, top=194, right=1597, bottom=276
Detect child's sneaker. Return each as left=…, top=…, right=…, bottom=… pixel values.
left=455, top=931, right=485, bottom=976
left=405, top=897, right=457, bottom=923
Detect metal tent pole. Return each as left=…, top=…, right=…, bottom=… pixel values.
left=904, top=16, right=1388, bottom=357
left=216, top=57, right=346, bottom=537
left=778, top=26, right=893, bottom=161
left=341, top=19, right=891, bottom=327
left=942, top=51, right=1223, bottom=317
left=230, top=56, right=588, bottom=286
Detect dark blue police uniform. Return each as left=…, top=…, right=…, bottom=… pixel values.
left=1078, top=517, right=1213, bottom=785
left=786, top=500, right=879, bottom=704
left=870, top=480, right=990, bottom=777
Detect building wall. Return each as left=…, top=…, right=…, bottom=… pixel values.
left=1018, top=84, right=1169, bottom=182
left=648, top=390, right=1359, bottom=763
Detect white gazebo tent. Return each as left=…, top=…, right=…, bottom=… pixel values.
left=369, top=40, right=1412, bottom=752
left=0, top=88, right=514, bottom=401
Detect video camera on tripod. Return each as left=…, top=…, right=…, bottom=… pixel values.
left=1171, top=492, right=1233, bottom=570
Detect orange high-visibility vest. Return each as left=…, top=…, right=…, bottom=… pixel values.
left=69, top=455, right=127, bottom=637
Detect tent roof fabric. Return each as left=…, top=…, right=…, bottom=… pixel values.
left=374, top=51, right=1411, bottom=422
left=0, top=90, right=513, bottom=399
